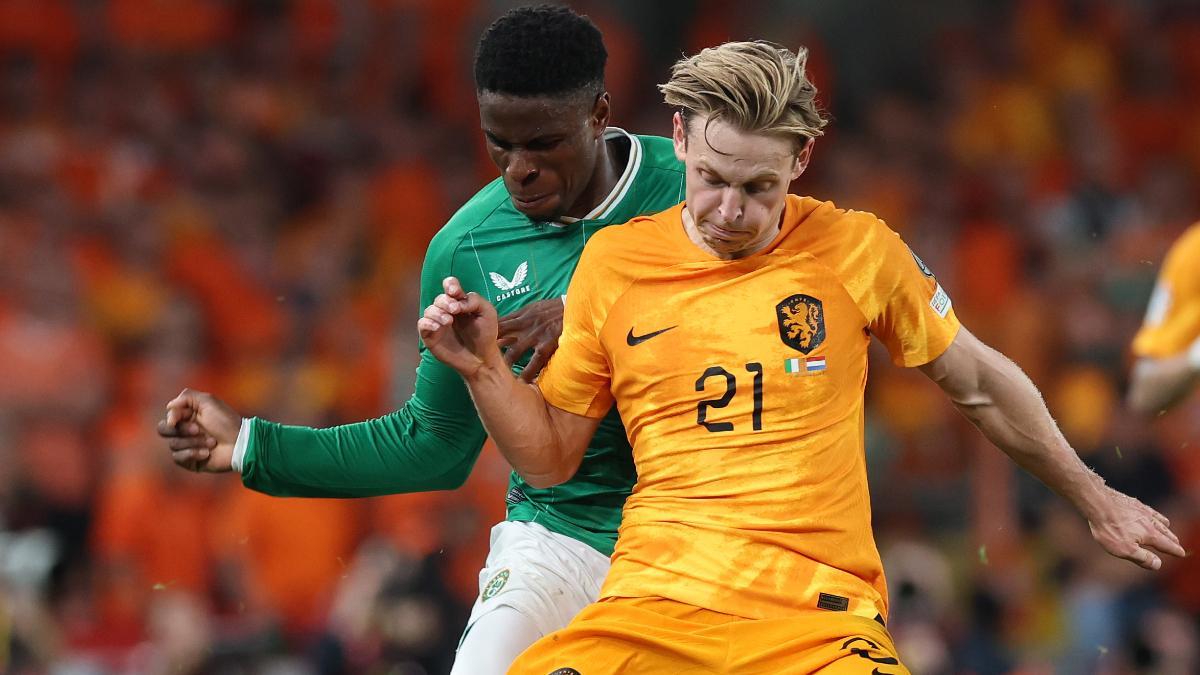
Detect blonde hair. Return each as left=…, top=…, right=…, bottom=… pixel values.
left=659, top=40, right=828, bottom=151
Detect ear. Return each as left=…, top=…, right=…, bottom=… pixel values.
left=792, top=140, right=814, bottom=180
left=672, top=111, right=687, bottom=162
left=591, top=92, right=611, bottom=137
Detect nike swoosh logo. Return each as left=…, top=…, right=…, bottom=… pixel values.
left=626, top=325, right=677, bottom=346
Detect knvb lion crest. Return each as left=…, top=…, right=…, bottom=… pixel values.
left=777, top=294, right=826, bottom=354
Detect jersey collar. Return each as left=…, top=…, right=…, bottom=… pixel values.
left=553, top=127, right=643, bottom=227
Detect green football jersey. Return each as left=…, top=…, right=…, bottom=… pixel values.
left=240, top=129, right=685, bottom=556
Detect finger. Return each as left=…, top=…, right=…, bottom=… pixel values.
left=1154, top=519, right=1182, bottom=547
left=443, top=276, right=466, bottom=299
left=417, top=317, right=444, bottom=337
left=459, top=292, right=488, bottom=314
left=1144, top=530, right=1188, bottom=559
left=423, top=305, right=454, bottom=326
left=503, top=336, right=537, bottom=367
left=1149, top=508, right=1171, bottom=529
left=497, top=308, right=530, bottom=331
left=171, top=448, right=210, bottom=466
left=157, top=419, right=180, bottom=438
left=497, top=317, right=527, bottom=338
left=519, top=348, right=552, bottom=383
left=1128, top=547, right=1161, bottom=570
left=168, top=436, right=216, bottom=452
left=433, top=294, right=464, bottom=314
left=163, top=421, right=203, bottom=437
left=165, top=395, right=195, bottom=428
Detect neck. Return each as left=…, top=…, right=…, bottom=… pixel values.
left=564, top=132, right=621, bottom=219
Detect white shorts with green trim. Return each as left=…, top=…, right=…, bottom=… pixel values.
left=460, top=519, right=610, bottom=645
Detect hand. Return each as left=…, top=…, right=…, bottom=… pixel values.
left=1086, top=487, right=1186, bottom=570
left=418, top=276, right=502, bottom=378
left=497, top=298, right=564, bottom=382
left=156, top=389, right=241, bottom=473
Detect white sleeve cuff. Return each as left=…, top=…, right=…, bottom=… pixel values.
left=231, top=418, right=251, bottom=474
left=561, top=293, right=568, bottom=306
left=1187, top=337, right=1200, bottom=371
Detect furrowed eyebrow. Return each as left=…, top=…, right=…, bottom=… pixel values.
left=698, top=163, right=780, bottom=184
left=484, top=131, right=563, bottom=148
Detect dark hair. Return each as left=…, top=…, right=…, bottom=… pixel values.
left=473, top=4, right=606, bottom=98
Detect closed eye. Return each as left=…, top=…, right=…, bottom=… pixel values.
left=526, top=137, right=563, bottom=151
left=485, top=133, right=513, bottom=151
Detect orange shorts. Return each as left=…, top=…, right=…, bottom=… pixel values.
left=508, top=596, right=909, bottom=675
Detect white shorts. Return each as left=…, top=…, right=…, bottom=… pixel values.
left=461, top=520, right=611, bottom=642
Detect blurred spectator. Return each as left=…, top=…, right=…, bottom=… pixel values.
left=0, top=0, right=1197, bottom=672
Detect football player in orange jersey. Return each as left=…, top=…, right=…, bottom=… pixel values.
left=419, top=41, right=1185, bottom=674
left=1128, top=224, right=1200, bottom=415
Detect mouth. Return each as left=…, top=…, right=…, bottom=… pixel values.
left=512, top=193, right=554, bottom=211
left=705, top=222, right=748, bottom=243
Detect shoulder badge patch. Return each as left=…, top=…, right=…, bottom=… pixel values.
left=909, top=246, right=934, bottom=278
left=777, top=294, right=826, bottom=354
left=482, top=568, right=510, bottom=600
left=930, top=284, right=952, bottom=318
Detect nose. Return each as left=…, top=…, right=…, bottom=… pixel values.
left=506, top=150, right=540, bottom=186
left=717, top=187, right=743, bottom=223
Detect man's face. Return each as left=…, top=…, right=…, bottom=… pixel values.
left=478, top=91, right=607, bottom=221
left=673, top=112, right=811, bottom=259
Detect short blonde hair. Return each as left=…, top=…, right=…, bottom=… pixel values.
left=659, top=40, right=828, bottom=151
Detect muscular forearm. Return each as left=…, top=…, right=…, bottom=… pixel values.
left=926, top=334, right=1107, bottom=518
left=464, top=362, right=580, bottom=488
left=925, top=329, right=1188, bottom=571
left=1127, top=351, right=1200, bottom=416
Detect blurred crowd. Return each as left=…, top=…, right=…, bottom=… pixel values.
left=0, top=0, right=1199, bottom=673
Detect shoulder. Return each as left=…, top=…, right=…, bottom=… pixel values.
left=786, top=195, right=895, bottom=254
left=635, top=135, right=680, bottom=165
left=575, top=203, right=684, bottom=282
left=426, top=179, right=512, bottom=261
left=1157, top=222, right=1200, bottom=296
left=633, top=134, right=685, bottom=177
left=1165, top=223, right=1200, bottom=268
left=590, top=203, right=681, bottom=250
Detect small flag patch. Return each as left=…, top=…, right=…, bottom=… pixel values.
left=930, top=284, right=952, bottom=318
left=785, top=356, right=827, bottom=374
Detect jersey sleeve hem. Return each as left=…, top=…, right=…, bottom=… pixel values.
left=893, top=311, right=963, bottom=368
left=539, top=381, right=613, bottom=419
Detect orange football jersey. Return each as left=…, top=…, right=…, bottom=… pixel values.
left=1132, top=223, right=1200, bottom=358
left=538, top=195, right=961, bottom=622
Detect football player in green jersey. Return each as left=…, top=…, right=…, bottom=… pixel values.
left=157, top=5, right=683, bottom=673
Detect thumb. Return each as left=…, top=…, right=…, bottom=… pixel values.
left=165, top=389, right=198, bottom=427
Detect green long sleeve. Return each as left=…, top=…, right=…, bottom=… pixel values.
left=239, top=348, right=487, bottom=497
left=238, top=213, right=487, bottom=497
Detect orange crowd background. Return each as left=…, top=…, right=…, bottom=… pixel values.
left=1, top=1, right=1200, bottom=673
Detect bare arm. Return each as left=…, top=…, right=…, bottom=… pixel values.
left=418, top=277, right=601, bottom=488
left=920, top=327, right=1185, bottom=570
left=1127, top=341, right=1200, bottom=415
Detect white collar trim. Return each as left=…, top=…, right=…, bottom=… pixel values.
left=554, top=127, right=642, bottom=226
